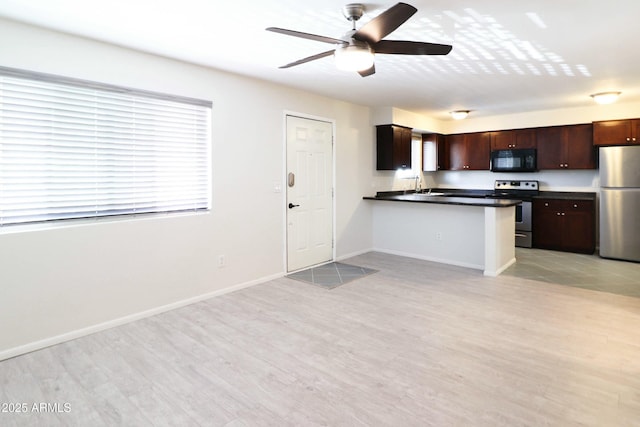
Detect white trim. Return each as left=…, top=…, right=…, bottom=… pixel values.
left=0, top=272, right=283, bottom=362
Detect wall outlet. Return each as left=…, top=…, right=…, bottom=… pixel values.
left=436, top=232, right=443, bottom=241
left=218, top=254, right=226, bottom=268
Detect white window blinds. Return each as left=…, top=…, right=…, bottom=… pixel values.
left=0, top=67, right=211, bottom=227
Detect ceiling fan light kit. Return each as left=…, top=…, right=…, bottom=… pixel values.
left=267, top=2, right=452, bottom=77
left=334, top=44, right=374, bottom=72
left=590, top=91, right=621, bottom=105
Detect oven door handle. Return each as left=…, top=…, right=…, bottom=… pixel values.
left=515, top=233, right=529, bottom=238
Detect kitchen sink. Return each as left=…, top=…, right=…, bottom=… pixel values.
left=403, top=192, right=446, bottom=198
left=418, top=192, right=445, bottom=196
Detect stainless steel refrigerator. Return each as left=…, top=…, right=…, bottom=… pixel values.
left=600, top=145, right=640, bottom=262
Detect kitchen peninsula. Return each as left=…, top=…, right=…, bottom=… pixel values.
left=363, top=193, right=521, bottom=276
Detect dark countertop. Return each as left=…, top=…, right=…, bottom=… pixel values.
left=363, top=193, right=522, bottom=208
left=364, top=188, right=597, bottom=207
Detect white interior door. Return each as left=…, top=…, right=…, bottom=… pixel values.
left=286, top=115, right=334, bottom=272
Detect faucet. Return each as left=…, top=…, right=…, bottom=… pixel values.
left=414, top=175, right=421, bottom=193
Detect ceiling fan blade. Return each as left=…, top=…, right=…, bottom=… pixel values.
left=372, top=40, right=453, bottom=55
left=353, top=2, right=417, bottom=44
left=266, top=27, right=347, bottom=45
left=358, top=64, right=376, bottom=77
left=279, top=50, right=335, bottom=69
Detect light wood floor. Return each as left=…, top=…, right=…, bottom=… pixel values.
left=2, top=251, right=640, bottom=426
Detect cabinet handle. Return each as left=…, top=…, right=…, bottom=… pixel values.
left=627, top=137, right=631, bottom=141
left=561, top=212, right=565, bottom=216
left=545, top=202, right=549, bottom=207
left=573, top=204, right=578, bottom=208
left=557, top=212, right=561, bottom=216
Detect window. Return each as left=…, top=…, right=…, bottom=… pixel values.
left=0, top=66, right=211, bottom=227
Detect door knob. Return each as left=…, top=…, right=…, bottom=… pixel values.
left=288, top=203, right=300, bottom=209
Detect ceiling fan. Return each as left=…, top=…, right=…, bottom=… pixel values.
left=266, top=2, right=452, bottom=77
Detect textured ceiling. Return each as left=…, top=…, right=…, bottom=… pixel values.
left=1, top=0, right=638, bottom=120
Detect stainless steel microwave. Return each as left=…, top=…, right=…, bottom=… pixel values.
left=490, top=148, right=537, bottom=172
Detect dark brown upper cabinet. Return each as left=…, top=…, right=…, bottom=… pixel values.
left=490, top=129, right=536, bottom=150
left=536, top=124, right=596, bottom=169
left=446, top=132, right=491, bottom=170
left=376, top=124, right=412, bottom=170
left=593, top=119, right=640, bottom=146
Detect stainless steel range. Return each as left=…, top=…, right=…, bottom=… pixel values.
left=491, top=180, right=539, bottom=248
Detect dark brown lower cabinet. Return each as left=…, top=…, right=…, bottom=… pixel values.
left=532, top=198, right=595, bottom=254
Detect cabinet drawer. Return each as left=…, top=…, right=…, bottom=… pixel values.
left=535, top=199, right=593, bottom=212
left=566, top=200, right=593, bottom=212
left=535, top=199, right=563, bottom=210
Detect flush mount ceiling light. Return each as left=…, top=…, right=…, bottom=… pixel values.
left=334, top=42, right=374, bottom=72
left=450, top=110, right=470, bottom=120
left=590, top=91, right=621, bottom=105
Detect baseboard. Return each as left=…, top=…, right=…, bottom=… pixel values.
left=372, top=247, right=484, bottom=271
left=335, top=248, right=374, bottom=262
left=0, top=272, right=284, bottom=362
left=484, top=257, right=517, bottom=277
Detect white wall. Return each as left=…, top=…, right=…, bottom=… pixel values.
left=0, top=18, right=374, bottom=359
left=372, top=202, right=485, bottom=270
left=436, top=170, right=599, bottom=192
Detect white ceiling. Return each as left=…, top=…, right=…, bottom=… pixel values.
left=1, top=0, right=639, bottom=120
